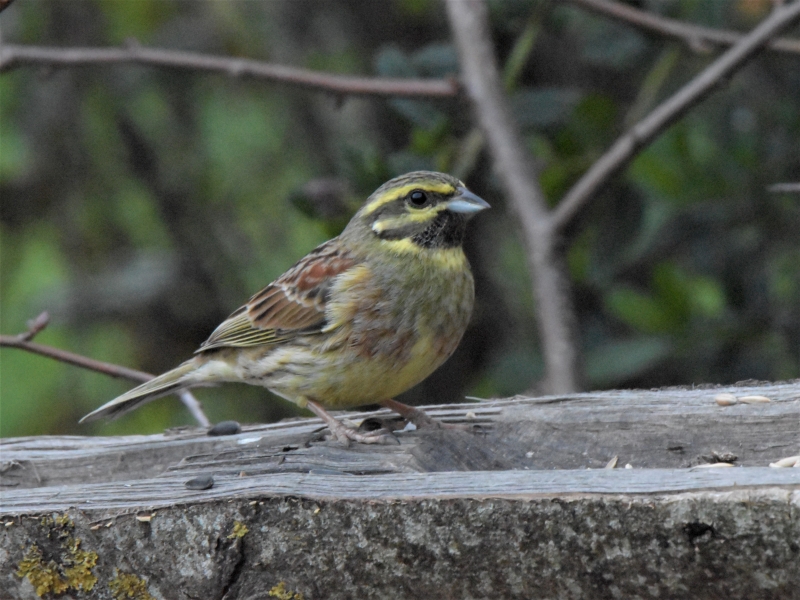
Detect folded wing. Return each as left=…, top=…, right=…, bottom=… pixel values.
left=198, top=239, right=357, bottom=352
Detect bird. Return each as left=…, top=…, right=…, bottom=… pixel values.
left=81, top=171, right=490, bottom=444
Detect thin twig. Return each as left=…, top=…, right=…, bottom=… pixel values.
left=446, top=0, right=580, bottom=393
left=175, top=391, right=210, bottom=428
left=767, top=182, right=800, bottom=193
left=0, top=335, right=153, bottom=382
left=0, top=43, right=459, bottom=98
left=568, top=0, right=800, bottom=55
left=0, top=313, right=211, bottom=427
left=552, top=0, right=800, bottom=231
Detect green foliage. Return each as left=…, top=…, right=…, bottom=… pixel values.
left=1, top=0, right=798, bottom=436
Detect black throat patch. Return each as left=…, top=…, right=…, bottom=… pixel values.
left=410, top=210, right=467, bottom=249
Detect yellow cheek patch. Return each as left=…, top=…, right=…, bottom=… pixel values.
left=361, top=183, right=456, bottom=216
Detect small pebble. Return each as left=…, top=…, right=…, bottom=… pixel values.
left=185, top=475, right=214, bottom=490
left=714, top=393, right=738, bottom=406
left=738, top=395, right=770, bottom=404
left=208, top=420, right=242, bottom=436
left=624, top=464, right=633, bottom=469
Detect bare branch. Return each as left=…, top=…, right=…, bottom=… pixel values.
left=0, top=315, right=211, bottom=427
left=17, top=311, right=51, bottom=342
left=0, top=334, right=153, bottom=382
left=767, top=182, right=800, bottom=193
left=568, top=0, right=800, bottom=55
left=446, top=0, right=580, bottom=393
left=552, top=0, right=800, bottom=231
left=0, top=43, right=459, bottom=98
left=175, top=391, right=211, bottom=428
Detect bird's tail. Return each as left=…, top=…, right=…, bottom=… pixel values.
left=80, top=359, right=200, bottom=423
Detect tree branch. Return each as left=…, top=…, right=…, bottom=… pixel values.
left=446, top=0, right=580, bottom=393
left=767, top=182, right=800, bottom=193
left=568, top=0, right=800, bottom=55
left=551, top=0, right=800, bottom=231
left=0, top=43, right=459, bottom=98
left=0, top=312, right=210, bottom=427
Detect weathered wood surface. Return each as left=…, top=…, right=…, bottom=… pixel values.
left=1, top=381, right=799, bottom=599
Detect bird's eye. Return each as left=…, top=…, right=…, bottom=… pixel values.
left=407, top=190, right=429, bottom=207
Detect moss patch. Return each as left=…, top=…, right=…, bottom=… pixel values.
left=15, top=514, right=98, bottom=597
left=109, top=571, right=156, bottom=600
left=227, top=520, right=249, bottom=539
left=268, top=581, right=304, bottom=600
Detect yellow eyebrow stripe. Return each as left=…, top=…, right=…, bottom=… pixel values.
left=361, top=182, right=456, bottom=216
left=371, top=204, right=448, bottom=233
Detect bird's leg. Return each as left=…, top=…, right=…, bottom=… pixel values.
left=381, top=398, right=439, bottom=428
left=381, top=398, right=478, bottom=432
left=306, top=399, right=398, bottom=445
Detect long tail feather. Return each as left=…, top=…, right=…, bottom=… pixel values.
left=80, top=360, right=199, bottom=423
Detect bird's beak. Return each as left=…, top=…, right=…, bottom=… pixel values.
left=447, top=187, right=491, bottom=215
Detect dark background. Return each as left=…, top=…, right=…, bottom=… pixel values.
left=1, top=0, right=799, bottom=437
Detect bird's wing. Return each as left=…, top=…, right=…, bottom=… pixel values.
left=197, top=239, right=357, bottom=352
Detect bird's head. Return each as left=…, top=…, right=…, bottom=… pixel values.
left=343, top=171, right=490, bottom=253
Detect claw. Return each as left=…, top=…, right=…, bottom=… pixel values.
left=306, top=399, right=399, bottom=446
left=381, top=398, right=485, bottom=433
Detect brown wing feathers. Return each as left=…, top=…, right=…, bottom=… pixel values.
left=197, top=240, right=356, bottom=352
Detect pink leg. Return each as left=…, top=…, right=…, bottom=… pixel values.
left=306, top=400, right=399, bottom=445
left=381, top=398, right=476, bottom=431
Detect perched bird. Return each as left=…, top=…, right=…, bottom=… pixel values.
left=81, top=171, right=489, bottom=444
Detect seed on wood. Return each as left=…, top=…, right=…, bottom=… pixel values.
left=769, top=455, right=799, bottom=468
left=714, top=393, right=738, bottom=406
left=739, top=395, right=771, bottom=404
left=208, top=421, right=242, bottom=436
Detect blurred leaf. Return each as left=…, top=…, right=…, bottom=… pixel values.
left=410, top=43, right=458, bottom=78
left=472, top=344, right=543, bottom=398
left=606, top=286, right=676, bottom=333
left=97, top=0, right=177, bottom=44
left=512, top=87, right=582, bottom=129
left=387, top=151, right=435, bottom=176
left=556, top=93, right=617, bottom=156
left=376, top=45, right=449, bottom=128
left=396, top=0, right=436, bottom=17
left=581, top=21, right=647, bottom=69
left=375, top=45, right=416, bottom=78
left=687, top=275, right=726, bottom=317
left=585, top=337, right=672, bottom=387
left=389, top=99, right=447, bottom=129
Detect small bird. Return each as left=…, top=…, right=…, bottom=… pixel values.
left=81, top=171, right=489, bottom=444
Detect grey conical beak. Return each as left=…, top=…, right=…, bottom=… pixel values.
left=447, top=187, right=490, bottom=215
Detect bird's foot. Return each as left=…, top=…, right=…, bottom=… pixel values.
left=306, top=400, right=399, bottom=446
left=381, top=398, right=484, bottom=433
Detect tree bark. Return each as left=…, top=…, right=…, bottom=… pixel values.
left=2, top=381, right=799, bottom=598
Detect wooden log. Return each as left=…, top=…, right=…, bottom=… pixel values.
left=1, top=380, right=799, bottom=599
